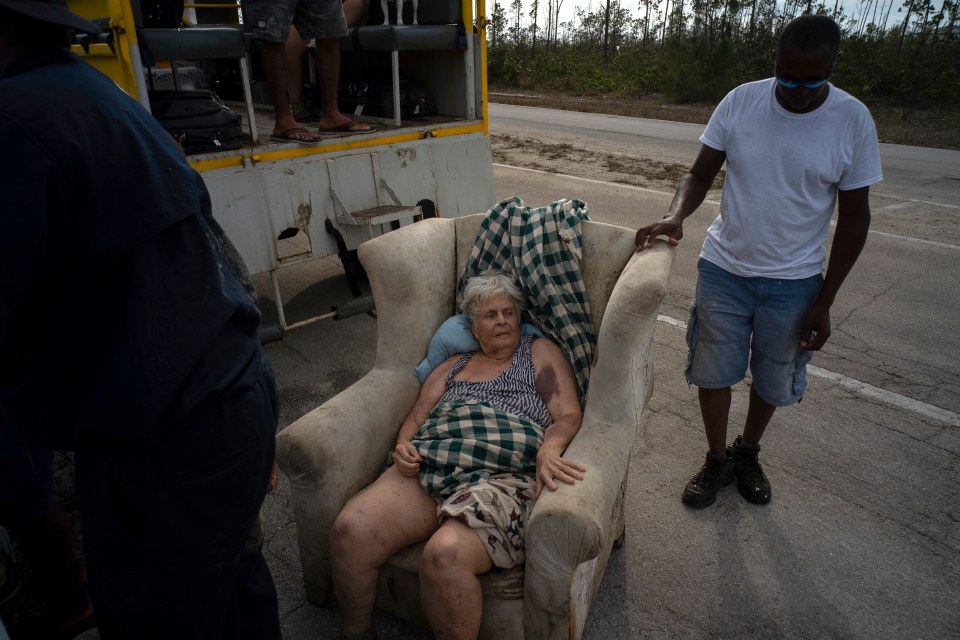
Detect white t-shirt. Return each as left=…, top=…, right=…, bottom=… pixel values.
left=699, top=78, right=883, bottom=279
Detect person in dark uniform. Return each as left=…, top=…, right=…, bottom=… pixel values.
left=0, top=1, right=282, bottom=637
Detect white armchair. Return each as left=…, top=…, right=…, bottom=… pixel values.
left=275, top=212, right=675, bottom=639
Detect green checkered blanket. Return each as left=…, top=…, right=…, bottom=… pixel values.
left=412, top=399, right=545, bottom=498
left=458, top=196, right=595, bottom=402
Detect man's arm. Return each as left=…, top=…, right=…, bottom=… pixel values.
left=635, top=144, right=726, bottom=251
left=800, top=186, right=872, bottom=351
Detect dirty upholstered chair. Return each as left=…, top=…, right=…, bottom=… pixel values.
left=275, top=211, right=675, bottom=639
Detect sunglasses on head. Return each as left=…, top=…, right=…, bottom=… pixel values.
left=774, top=52, right=838, bottom=89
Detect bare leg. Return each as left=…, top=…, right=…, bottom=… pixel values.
left=314, top=38, right=373, bottom=131
left=742, top=384, right=776, bottom=445
left=698, top=386, right=731, bottom=457
left=420, top=519, right=493, bottom=640
left=342, top=0, right=370, bottom=26
left=330, top=465, right=439, bottom=636
left=284, top=25, right=309, bottom=106
left=261, top=39, right=317, bottom=141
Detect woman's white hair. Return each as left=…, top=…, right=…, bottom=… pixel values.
left=461, top=270, right=526, bottom=324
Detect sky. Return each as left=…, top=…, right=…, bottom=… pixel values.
left=501, top=0, right=947, bottom=32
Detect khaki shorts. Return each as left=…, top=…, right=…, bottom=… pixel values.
left=244, top=0, right=347, bottom=42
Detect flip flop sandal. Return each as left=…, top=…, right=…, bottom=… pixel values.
left=315, top=122, right=377, bottom=136
left=270, top=127, right=321, bottom=145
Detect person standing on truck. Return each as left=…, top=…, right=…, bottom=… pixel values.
left=284, top=0, right=370, bottom=121
left=634, top=14, right=882, bottom=509
left=0, top=1, right=282, bottom=638
left=244, top=0, right=375, bottom=143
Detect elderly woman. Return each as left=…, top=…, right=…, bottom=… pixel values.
left=330, top=270, right=587, bottom=640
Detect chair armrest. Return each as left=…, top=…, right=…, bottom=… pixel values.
left=586, top=242, right=676, bottom=427
left=275, top=368, right=419, bottom=603
left=529, top=243, right=675, bottom=552
left=523, top=243, right=675, bottom=637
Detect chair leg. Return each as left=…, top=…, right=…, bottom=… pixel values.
left=239, top=56, right=259, bottom=144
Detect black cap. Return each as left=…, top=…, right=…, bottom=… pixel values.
left=0, top=0, right=102, bottom=34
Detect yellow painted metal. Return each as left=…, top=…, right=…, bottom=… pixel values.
left=68, top=0, right=141, bottom=98
left=476, top=0, right=489, bottom=136
left=187, top=123, right=486, bottom=173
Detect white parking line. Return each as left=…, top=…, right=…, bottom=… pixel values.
left=495, top=163, right=960, bottom=250
left=656, top=314, right=960, bottom=427
left=878, top=192, right=960, bottom=211
left=862, top=230, right=960, bottom=250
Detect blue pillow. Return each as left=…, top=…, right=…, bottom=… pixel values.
left=413, top=314, right=544, bottom=383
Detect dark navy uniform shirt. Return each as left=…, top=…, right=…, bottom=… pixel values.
left=0, top=46, right=263, bottom=451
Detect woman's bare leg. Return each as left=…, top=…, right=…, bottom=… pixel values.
left=330, top=465, right=439, bottom=635
left=420, top=519, right=493, bottom=640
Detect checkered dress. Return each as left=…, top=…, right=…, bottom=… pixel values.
left=457, top=197, right=595, bottom=402
left=412, top=397, right=544, bottom=499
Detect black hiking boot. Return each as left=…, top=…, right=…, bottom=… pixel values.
left=730, top=436, right=772, bottom=504
left=681, top=451, right=734, bottom=508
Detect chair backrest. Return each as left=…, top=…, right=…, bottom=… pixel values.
left=453, top=213, right=636, bottom=338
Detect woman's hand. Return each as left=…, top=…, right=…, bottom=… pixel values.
left=535, top=441, right=586, bottom=498
left=392, top=442, right=422, bottom=477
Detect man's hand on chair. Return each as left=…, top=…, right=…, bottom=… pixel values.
left=536, top=442, right=586, bottom=498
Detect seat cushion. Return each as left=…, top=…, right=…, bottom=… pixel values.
left=139, top=27, right=247, bottom=59
left=340, top=25, right=461, bottom=51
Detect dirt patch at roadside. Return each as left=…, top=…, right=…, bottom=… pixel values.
left=490, top=132, right=725, bottom=193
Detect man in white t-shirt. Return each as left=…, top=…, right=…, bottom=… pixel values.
left=635, top=15, right=882, bottom=508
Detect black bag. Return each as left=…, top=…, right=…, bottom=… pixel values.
left=361, top=73, right=435, bottom=120
left=149, top=90, right=243, bottom=154
left=337, top=29, right=435, bottom=120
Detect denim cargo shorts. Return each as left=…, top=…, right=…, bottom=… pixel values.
left=685, top=258, right=823, bottom=406
left=244, top=0, right=348, bottom=42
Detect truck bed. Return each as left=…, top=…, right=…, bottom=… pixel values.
left=187, top=103, right=482, bottom=169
